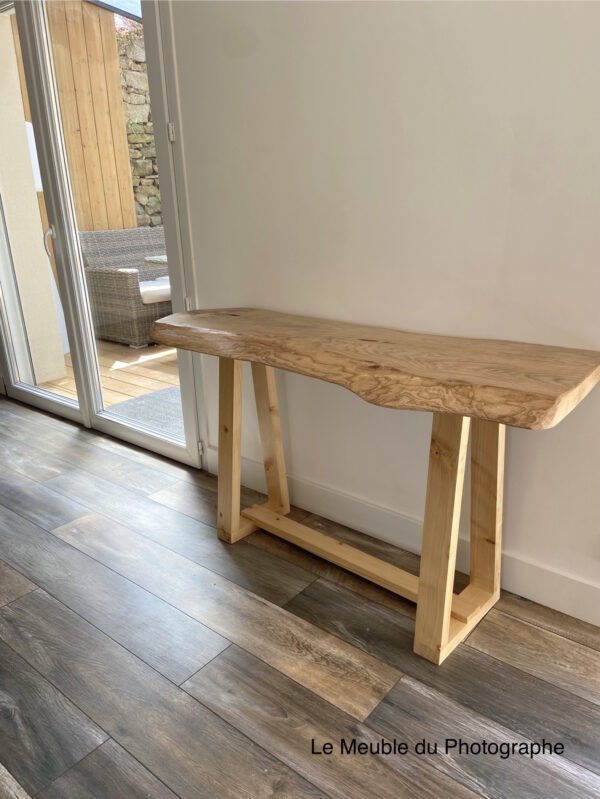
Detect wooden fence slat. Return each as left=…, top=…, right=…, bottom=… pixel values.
left=48, top=2, right=96, bottom=230
left=64, top=0, right=108, bottom=230
left=82, top=1, right=123, bottom=229
left=99, top=6, right=137, bottom=228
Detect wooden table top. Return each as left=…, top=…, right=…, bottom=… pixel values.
left=152, top=308, right=600, bottom=429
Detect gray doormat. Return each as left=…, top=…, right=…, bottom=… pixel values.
left=109, top=386, right=185, bottom=441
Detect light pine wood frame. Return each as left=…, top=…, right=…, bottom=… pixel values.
left=217, top=357, right=505, bottom=665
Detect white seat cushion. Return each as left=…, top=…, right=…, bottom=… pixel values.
left=139, top=275, right=171, bottom=305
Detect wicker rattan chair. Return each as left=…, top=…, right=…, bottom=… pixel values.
left=80, top=226, right=171, bottom=348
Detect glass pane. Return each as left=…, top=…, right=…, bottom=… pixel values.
left=45, top=2, right=184, bottom=441
left=0, top=9, right=78, bottom=404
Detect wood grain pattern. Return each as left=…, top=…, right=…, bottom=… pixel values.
left=46, top=471, right=314, bottom=606
left=150, top=478, right=250, bottom=525
left=0, top=407, right=88, bottom=452
left=0, top=506, right=229, bottom=684
left=0, top=400, right=251, bottom=493
left=0, top=414, right=177, bottom=496
left=414, top=414, right=470, bottom=663
left=64, top=1, right=109, bottom=229
left=223, top=345, right=492, bottom=662
left=81, top=2, right=122, bottom=229
left=152, top=309, right=600, bottom=429
left=0, top=469, right=87, bottom=531
left=49, top=509, right=400, bottom=720
left=0, top=763, right=32, bottom=799
left=470, top=420, right=505, bottom=594
left=248, top=527, right=419, bottom=618
left=247, top=511, right=467, bottom=618
left=285, top=578, right=600, bottom=776
left=38, top=740, right=178, bottom=799
left=47, top=1, right=93, bottom=229
left=183, top=646, right=479, bottom=799
left=2, top=398, right=600, bottom=798
left=98, top=10, right=137, bottom=228
left=41, top=343, right=179, bottom=407
left=497, top=592, right=600, bottom=652
left=251, top=363, right=290, bottom=512
left=242, top=504, right=419, bottom=602
left=55, top=510, right=314, bottom=607
left=217, top=358, right=249, bottom=542
left=45, top=469, right=220, bottom=541
left=0, top=637, right=107, bottom=795
left=0, top=434, right=71, bottom=484
left=47, top=1, right=135, bottom=230
left=451, top=585, right=493, bottom=624
left=0, top=591, right=324, bottom=799
left=222, top=351, right=481, bottom=663
left=0, top=561, right=35, bottom=608
left=88, top=430, right=195, bottom=479
left=301, top=515, right=423, bottom=575
left=467, top=610, right=600, bottom=706
left=369, top=676, right=600, bottom=799
left=150, top=474, right=307, bottom=526
left=0, top=398, right=81, bottom=432
left=0, top=404, right=179, bottom=495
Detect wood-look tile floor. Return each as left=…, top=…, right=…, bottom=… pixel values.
left=0, top=396, right=599, bottom=798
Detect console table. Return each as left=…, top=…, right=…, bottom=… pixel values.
left=152, top=309, right=600, bottom=664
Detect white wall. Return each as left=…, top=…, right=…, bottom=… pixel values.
left=163, top=1, right=600, bottom=623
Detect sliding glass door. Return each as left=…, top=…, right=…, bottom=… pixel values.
left=0, top=3, right=86, bottom=418
left=0, top=0, right=203, bottom=465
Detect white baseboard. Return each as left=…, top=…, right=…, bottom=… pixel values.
left=205, top=445, right=600, bottom=626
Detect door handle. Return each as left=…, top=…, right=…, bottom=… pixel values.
left=43, top=226, right=55, bottom=258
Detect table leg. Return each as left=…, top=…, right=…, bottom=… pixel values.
left=471, top=419, right=505, bottom=595
left=251, top=363, right=290, bottom=514
left=219, top=362, right=502, bottom=665
left=413, top=413, right=470, bottom=663
left=217, top=357, right=255, bottom=542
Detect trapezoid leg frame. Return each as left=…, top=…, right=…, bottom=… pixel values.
left=217, top=359, right=290, bottom=543
left=218, top=360, right=504, bottom=665
left=414, top=414, right=504, bottom=664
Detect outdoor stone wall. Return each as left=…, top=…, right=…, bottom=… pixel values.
left=117, top=21, right=161, bottom=227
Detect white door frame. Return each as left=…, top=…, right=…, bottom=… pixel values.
left=2, top=0, right=97, bottom=425
left=140, top=0, right=211, bottom=457
left=2, top=0, right=208, bottom=466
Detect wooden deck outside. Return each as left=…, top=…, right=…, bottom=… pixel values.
left=42, top=340, right=179, bottom=407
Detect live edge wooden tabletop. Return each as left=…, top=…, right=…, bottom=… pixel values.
left=152, top=308, right=600, bottom=665
left=152, top=308, right=600, bottom=429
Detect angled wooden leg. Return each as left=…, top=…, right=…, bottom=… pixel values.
left=251, top=363, right=290, bottom=514
left=414, top=413, right=470, bottom=664
left=217, top=358, right=256, bottom=543
left=470, top=419, right=505, bottom=595
left=448, top=419, right=504, bottom=634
